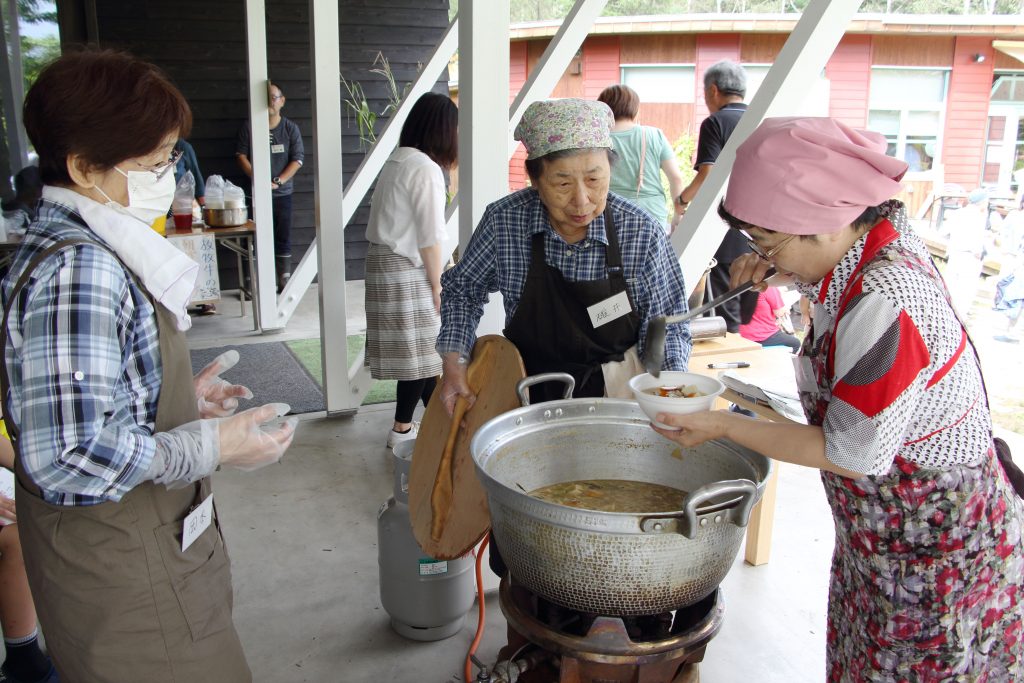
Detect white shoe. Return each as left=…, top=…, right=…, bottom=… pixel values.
left=387, top=421, right=420, bottom=449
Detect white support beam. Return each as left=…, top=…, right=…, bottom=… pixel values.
left=460, top=0, right=510, bottom=245
left=309, top=0, right=367, bottom=414
left=508, top=0, right=609, bottom=152
left=459, top=0, right=510, bottom=336
left=242, top=0, right=278, bottom=331
left=670, top=0, right=863, bottom=291
left=0, top=0, right=28, bottom=173
left=278, top=19, right=459, bottom=323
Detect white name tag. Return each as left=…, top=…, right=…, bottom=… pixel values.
left=587, top=291, right=633, bottom=328
left=271, top=144, right=285, bottom=154
left=181, top=494, right=214, bottom=552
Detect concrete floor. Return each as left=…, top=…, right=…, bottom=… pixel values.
left=191, top=284, right=836, bottom=682
left=190, top=281, right=1022, bottom=682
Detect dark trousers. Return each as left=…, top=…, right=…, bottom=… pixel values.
left=394, top=377, right=437, bottom=423
left=760, top=330, right=801, bottom=352
left=708, top=262, right=742, bottom=333
left=272, top=194, right=293, bottom=256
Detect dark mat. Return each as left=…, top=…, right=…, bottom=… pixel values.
left=190, top=343, right=325, bottom=415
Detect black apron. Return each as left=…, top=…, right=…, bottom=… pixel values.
left=504, top=206, right=640, bottom=403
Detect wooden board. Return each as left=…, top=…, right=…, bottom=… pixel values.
left=408, top=335, right=526, bottom=560
left=690, top=332, right=762, bottom=358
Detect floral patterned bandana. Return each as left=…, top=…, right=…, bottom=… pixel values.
left=514, top=99, right=614, bottom=160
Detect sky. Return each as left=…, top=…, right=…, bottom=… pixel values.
left=17, top=1, right=57, bottom=39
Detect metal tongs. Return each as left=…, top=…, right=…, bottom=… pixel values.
left=644, top=268, right=776, bottom=377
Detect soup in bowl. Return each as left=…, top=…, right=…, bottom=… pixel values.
left=629, top=371, right=726, bottom=429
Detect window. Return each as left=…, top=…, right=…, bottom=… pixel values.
left=620, top=65, right=696, bottom=104
left=868, top=68, right=948, bottom=173
left=742, top=64, right=771, bottom=101
left=992, top=73, right=1024, bottom=103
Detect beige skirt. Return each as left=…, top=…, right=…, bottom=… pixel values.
left=364, top=242, right=443, bottom=381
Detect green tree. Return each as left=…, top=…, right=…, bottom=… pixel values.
left=21, top=33, right=58, bottom=91
left=16, top=0, right=57, bottom=24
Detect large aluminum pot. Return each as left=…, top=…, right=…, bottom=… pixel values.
left=470, top=373, right=772, bottom=616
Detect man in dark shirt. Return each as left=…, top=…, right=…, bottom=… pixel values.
left=236, top=82, right=305, bottom=291
left=677, top=60, right=751, bottom=332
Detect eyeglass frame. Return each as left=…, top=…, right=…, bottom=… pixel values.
left=270, top=94, right=285, bottom=102
left=740, top=229, right=795, bottom=262
left=134, top=148, right=183, bottom=181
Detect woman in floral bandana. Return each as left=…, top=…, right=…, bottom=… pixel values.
left=437, top=98, right=691, bottom=408
left=656, top=117, right=1023, bottom=681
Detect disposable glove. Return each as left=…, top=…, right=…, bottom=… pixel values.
left=147, top=403, right=298, bottom=487
left=216, top=402, right=298, bottom=472
left=194, top=349, right=253, bottom=418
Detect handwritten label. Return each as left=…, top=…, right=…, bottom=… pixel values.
left=586, top=291, right=632, bottom=329
left=181, top=494, right=213, bottom=552
left=167, top=234, right=221, bottom=304
left=271, top=144, right=285, bottom=154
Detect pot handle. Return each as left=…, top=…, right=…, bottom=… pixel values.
left=515, top=373, right=575, bottom=406
left=640, top=478, right=759, bottom=539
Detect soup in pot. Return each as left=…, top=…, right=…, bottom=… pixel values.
left=530, top=479, right=687, bottom=513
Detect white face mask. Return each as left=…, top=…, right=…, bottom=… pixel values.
left=94, top=165, right=176, bottom=226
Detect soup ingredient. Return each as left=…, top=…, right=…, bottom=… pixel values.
left=530, top=479, right=687, bottom=513
left=646, top=384, right=705, bottom=398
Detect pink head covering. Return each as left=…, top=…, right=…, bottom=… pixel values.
left=723, top=117, right=909, bottom=235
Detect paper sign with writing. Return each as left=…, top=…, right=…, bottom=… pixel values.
left=181, top=494, right=214, bottom=552
left=167, top=234, right=221, bottom=304
left=587, top=291, right=632, bottom=329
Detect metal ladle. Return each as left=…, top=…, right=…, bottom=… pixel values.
left=644, top=268, right=776, bottom=377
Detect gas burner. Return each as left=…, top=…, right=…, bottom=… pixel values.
left=490, top=578, right=724, bottom=683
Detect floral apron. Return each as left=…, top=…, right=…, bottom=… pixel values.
left=798, top=221, right=1023, bottom=682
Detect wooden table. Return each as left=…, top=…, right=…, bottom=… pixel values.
left=1, top=224, right=260, bottom=330
left=165, top=221, right=259, bottom=330
left=690, top=334, right=797, bottom=566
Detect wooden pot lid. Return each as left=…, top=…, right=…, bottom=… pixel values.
left=408, top=335, right=525, bottom=560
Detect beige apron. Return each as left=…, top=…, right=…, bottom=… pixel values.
left=2, top=239, right=251, bottom=683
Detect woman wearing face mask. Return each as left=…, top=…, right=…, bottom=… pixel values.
left=0, top=50, right=298, bottom=682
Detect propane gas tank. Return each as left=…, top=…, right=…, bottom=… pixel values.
left=377, top=439, right=475, bottom=641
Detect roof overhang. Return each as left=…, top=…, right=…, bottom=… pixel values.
left=994, top=40, right=1024, bottom=65
left=510, top=13, right=1024, bottom=40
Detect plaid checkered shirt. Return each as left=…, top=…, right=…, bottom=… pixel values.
left=437, top=189, right=691, bottom=369
left=2, top=198, right=161, bottom=506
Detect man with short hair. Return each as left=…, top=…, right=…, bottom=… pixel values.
left=677, top=60, right=751, bottom=332
left=236, top=82, right=304, bottom=292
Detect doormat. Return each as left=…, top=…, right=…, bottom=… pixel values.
left=284, top=336, right=397, bottom=406
left=190, top=342, right=325, bottom=415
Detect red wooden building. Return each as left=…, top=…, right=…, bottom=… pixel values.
left=498, top=14, right=1024, bottom=215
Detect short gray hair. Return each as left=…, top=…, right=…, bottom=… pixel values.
left=704, top=60, right=746, bottom=98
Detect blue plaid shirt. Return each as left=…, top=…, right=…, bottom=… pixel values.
left=2, top=198, right=161, bottom=506
left=438, top=189, right=691, bottom=369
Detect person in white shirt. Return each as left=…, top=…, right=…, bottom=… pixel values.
left=364, top=92, right=458, bottom=448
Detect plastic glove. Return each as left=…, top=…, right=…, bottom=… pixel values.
left=194, top=350, right=253, bottom=418
left=150, top=418, right=220, bottom=487
left=217, top=403, right=298, bottom=472
left=148, top=403, right=297, bottom=487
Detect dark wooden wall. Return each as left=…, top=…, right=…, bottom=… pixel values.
left=74, top=0, right=450, bottom=282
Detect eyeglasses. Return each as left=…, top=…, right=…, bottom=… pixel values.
left=135, top=148, right=183, bottom=181
left=740, top=229, right=795, bottom=262
left=270, top=94, right=284, bottom=102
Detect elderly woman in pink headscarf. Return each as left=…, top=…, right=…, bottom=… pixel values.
left=656, top=117, right=1023, bottom=680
